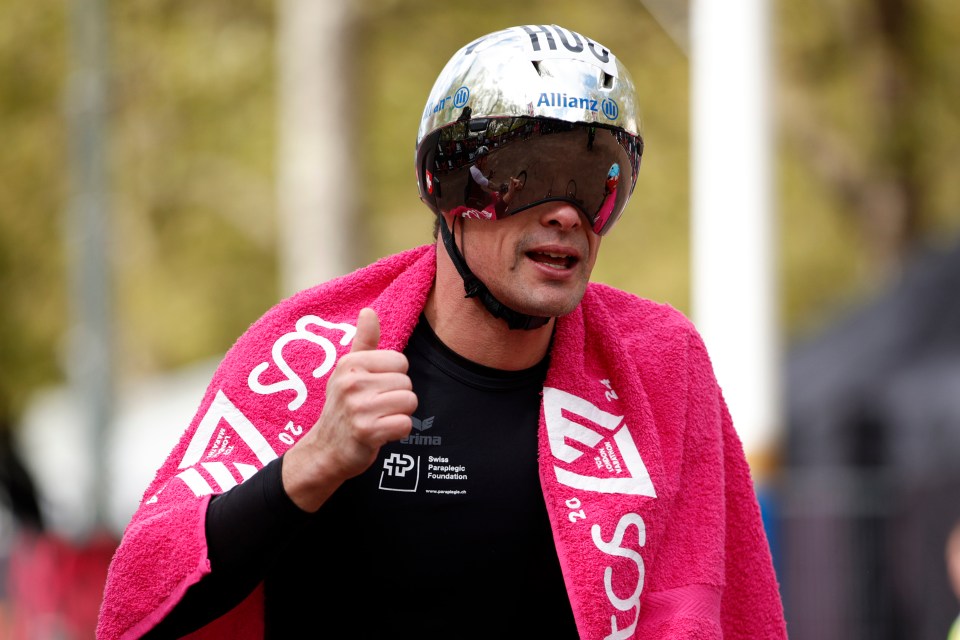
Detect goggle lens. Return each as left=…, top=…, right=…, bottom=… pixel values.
left=419, top=117, right=642, bottom=236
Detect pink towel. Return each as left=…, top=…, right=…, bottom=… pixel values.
left=98, top=244, right=786, bottom=639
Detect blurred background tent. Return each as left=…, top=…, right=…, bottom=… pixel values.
left=1, top=0, right=960, bottom=637
left=783, top=238, right=960, bottom=640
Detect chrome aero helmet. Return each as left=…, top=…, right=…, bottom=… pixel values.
left=415, top=24, right=644, bottom=329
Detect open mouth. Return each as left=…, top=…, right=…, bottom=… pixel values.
left=527, top=251, right=577, bottom=270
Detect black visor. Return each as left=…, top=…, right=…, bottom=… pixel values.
left=418, top=116, right=643, bottom=236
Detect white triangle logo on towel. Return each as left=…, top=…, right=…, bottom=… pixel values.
left=147, top=389, right=279, bottom=502
left=543, top=387, right=656, bottom=497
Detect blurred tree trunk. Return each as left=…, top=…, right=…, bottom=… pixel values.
left=277, top=0, right=358, bottom=296
left=867, top=0, right=921, bottom=273
left=781, top=0, right=923, bottom=281
left=65, top=0, right=113, bottom=535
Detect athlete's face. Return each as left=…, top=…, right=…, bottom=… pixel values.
left=458, top=201, right=601, bottom=318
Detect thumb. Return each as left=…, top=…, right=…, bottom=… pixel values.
left=350, top=307, right=381, bottom=353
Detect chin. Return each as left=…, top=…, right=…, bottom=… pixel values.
left=507, top=290, right=587, bottom=319
left=483, top=272, right=590, bottom=319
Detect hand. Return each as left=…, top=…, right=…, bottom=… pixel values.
left=501, top=177, right=524, bottom=205
left=282, top=307, right=417, bottom=512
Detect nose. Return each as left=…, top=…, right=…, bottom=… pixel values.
left=540, top=200, right=585, bottom=232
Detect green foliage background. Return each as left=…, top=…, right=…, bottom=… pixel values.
left=1, top=0, right=958, bottom=421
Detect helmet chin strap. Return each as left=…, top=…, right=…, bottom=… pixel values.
left=437, top=213, right=550, bottom=331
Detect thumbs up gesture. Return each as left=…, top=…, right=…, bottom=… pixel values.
left=282, top=308, right=417, bottom=512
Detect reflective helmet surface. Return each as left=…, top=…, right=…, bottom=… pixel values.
left=415, top=24, right=643, bottom=236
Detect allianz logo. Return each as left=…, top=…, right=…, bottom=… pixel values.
left=429, top=85, right=470, bottom=116
left=400, top=415, right=441, bottom=446
left=536, top=92, right=619, bottom=120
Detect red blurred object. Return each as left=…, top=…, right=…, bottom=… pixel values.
left=5, top=529, right=117, bottom=640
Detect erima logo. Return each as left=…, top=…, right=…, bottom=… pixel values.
left=413, top=416, right=435, bottom=431
left=543, top=387, right=656, bottom=497
left=401, top=415, right=441, bottom=445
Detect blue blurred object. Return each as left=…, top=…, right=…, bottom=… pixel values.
left=756, top=480, right=781, bottom=581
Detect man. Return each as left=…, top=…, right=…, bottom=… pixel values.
left=99, top=24, right=787, bottom=639
left=463, top=145, right=496, bottom=210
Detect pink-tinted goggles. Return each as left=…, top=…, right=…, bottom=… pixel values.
left=417, top=116, right=642, bottom=236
